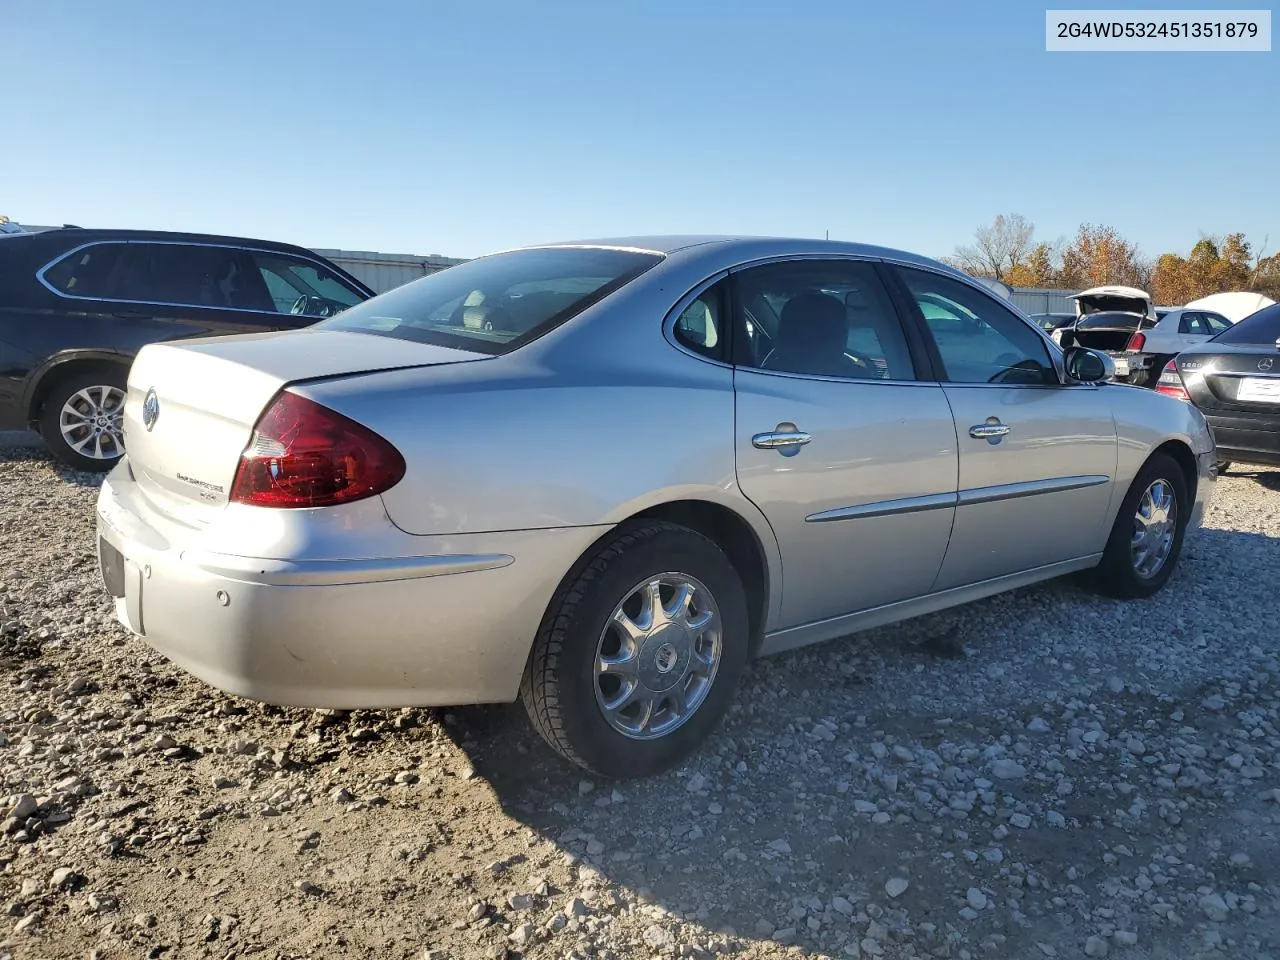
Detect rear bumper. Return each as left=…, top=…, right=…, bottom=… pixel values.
left=1203, top=413, right=1280, bottom=467
left=96, top=461, right=607, bottom=709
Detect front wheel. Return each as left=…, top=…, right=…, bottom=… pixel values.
left=38, top=368, right=129, bottom=472
left=520, top=521, right=749, bottom=779
left=1090, top=453, right=1188, bottom=599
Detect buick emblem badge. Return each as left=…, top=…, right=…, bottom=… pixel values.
left=1259, top=358, right=1275, bottom=372
left=142, top=388, right=160, bottom=431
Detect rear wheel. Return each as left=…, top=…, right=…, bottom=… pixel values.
left=520, top=521, right=749, bottom=779
left=1090, top=453, right=1188, bottom=598
left=38, top=368, right=128, bottom=472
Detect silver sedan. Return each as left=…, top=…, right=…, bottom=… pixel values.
left=95, top=236, right=1217, bottom=778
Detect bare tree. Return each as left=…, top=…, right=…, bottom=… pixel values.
left=949, top=214, right=1037, bottom=282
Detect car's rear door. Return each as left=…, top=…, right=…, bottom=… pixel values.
left=887, top=264, right=1118, bottom=590
left=728, top=257, right=958, bottom=636
left=98, top=241, right=296, bottom=355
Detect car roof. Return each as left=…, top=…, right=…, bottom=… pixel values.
left=22, top=226, right=323, bottom=257
left=519, top=234, right=963, bottom=273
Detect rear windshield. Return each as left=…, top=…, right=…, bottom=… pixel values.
left=315, top=246, right=663, bottom=354
left=1078, top=296, right=1150, bottom=316
left=1213, top=303, right=1280, bottom=345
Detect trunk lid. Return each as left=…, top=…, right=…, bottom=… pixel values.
left=1179, top=344, right=1280, bottom=415
left=122, top=329, right=487, bottom=525
left=1072, top=285, right=1155, bottom=321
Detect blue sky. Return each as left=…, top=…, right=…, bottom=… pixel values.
left=3, top=0, right=1277, bottom=260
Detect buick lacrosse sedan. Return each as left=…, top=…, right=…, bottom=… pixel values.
left=96, top=236, right=1216, bottom=777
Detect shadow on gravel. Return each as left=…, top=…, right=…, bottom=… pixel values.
left=432, top=521, right=1280, bottom=956
left=1249, top=469, right=1280, bottom=493
left=0, top=442, right=108, bottom=488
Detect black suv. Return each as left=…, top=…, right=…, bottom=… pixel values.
left=0, top=228, right=375, bottom=470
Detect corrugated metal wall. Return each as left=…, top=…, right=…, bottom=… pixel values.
left=1010, top=287, right=1082, bottom=316
left=311, top=249, right=467, bottom=293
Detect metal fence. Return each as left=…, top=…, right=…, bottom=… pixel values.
left=1009, top=287, right=1082, bottom=316
left=314, top=249, right=466, bottom=294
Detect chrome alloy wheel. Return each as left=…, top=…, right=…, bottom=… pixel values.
left=59, top=385, right=126, bottom=461
left=1131, top=478, right=1177, bottom=578
left=594, top=573, right=723, bottom=740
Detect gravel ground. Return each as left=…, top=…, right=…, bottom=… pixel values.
left=2, top=445, right=1280, bottom=960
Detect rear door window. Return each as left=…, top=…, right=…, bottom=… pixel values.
left=730, top=259, right=918, bottom=380
left=106, top=243, right=276, bottom=311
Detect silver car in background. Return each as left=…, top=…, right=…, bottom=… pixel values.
left=96, top=236, right=1217, bottom=778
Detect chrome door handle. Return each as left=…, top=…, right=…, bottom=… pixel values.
left=969, top=421, right=1011, bottom=440
left=752, top=431, right=812, bottom=450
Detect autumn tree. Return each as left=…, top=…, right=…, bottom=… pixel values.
left=1152, top=253, right=1195, bottom=306
left=1251, top=252, right=1280, bottom=301
left=1057, top=224, right=1149, bottom=289
left=948, top=214, right=1036, bottom=282
left=1151, top=233, right=1272, bottom=304
left=1004, top=242, right=1058, bottom=287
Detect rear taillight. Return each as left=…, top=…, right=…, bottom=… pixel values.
left=1126, top=331, right=1146, bottom=352
left=229, top=392, right=406, bottom=508
left=1153, top=360, right=1190, bottom=401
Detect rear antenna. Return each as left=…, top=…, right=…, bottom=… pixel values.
left=825, top=229, right=829, bottom=240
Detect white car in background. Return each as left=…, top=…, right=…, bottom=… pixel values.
left=1124, top=307, right=1234, bottom=386
left=1054, top=285, right=1160, bottom=382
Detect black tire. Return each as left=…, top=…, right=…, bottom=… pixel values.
left=1090, top=453, right=1189, bottom=599
left=520, top=520, right=749, bottom=779
left=37, top=367, right=129, bottom=472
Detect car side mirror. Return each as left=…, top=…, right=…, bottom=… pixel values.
left=1063, top=346, right=1114, bottom=383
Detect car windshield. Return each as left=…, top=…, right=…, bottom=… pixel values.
left=1212, top=303, right=1280, bottom=345
left=315, top=246, right=663, bottom=354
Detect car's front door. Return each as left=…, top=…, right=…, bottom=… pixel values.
left=889, top=265, right=1119, bottom=591
left=729, top=258, right=959, bottom=632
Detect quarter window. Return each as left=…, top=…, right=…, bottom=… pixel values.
left=895, top=267, right=1057, bottom=385
left=730, top=260, right=917, bottom=380
left=42, top=243, right=126, bottom=298
left=673, top=280, right=727, bottom=361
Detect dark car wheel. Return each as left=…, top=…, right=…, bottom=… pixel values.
left=521, top=520, right=749, bottom=779
left=1090, top=453, right=1188, bottom=599
left=38, top=368, right=129, bottom=472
